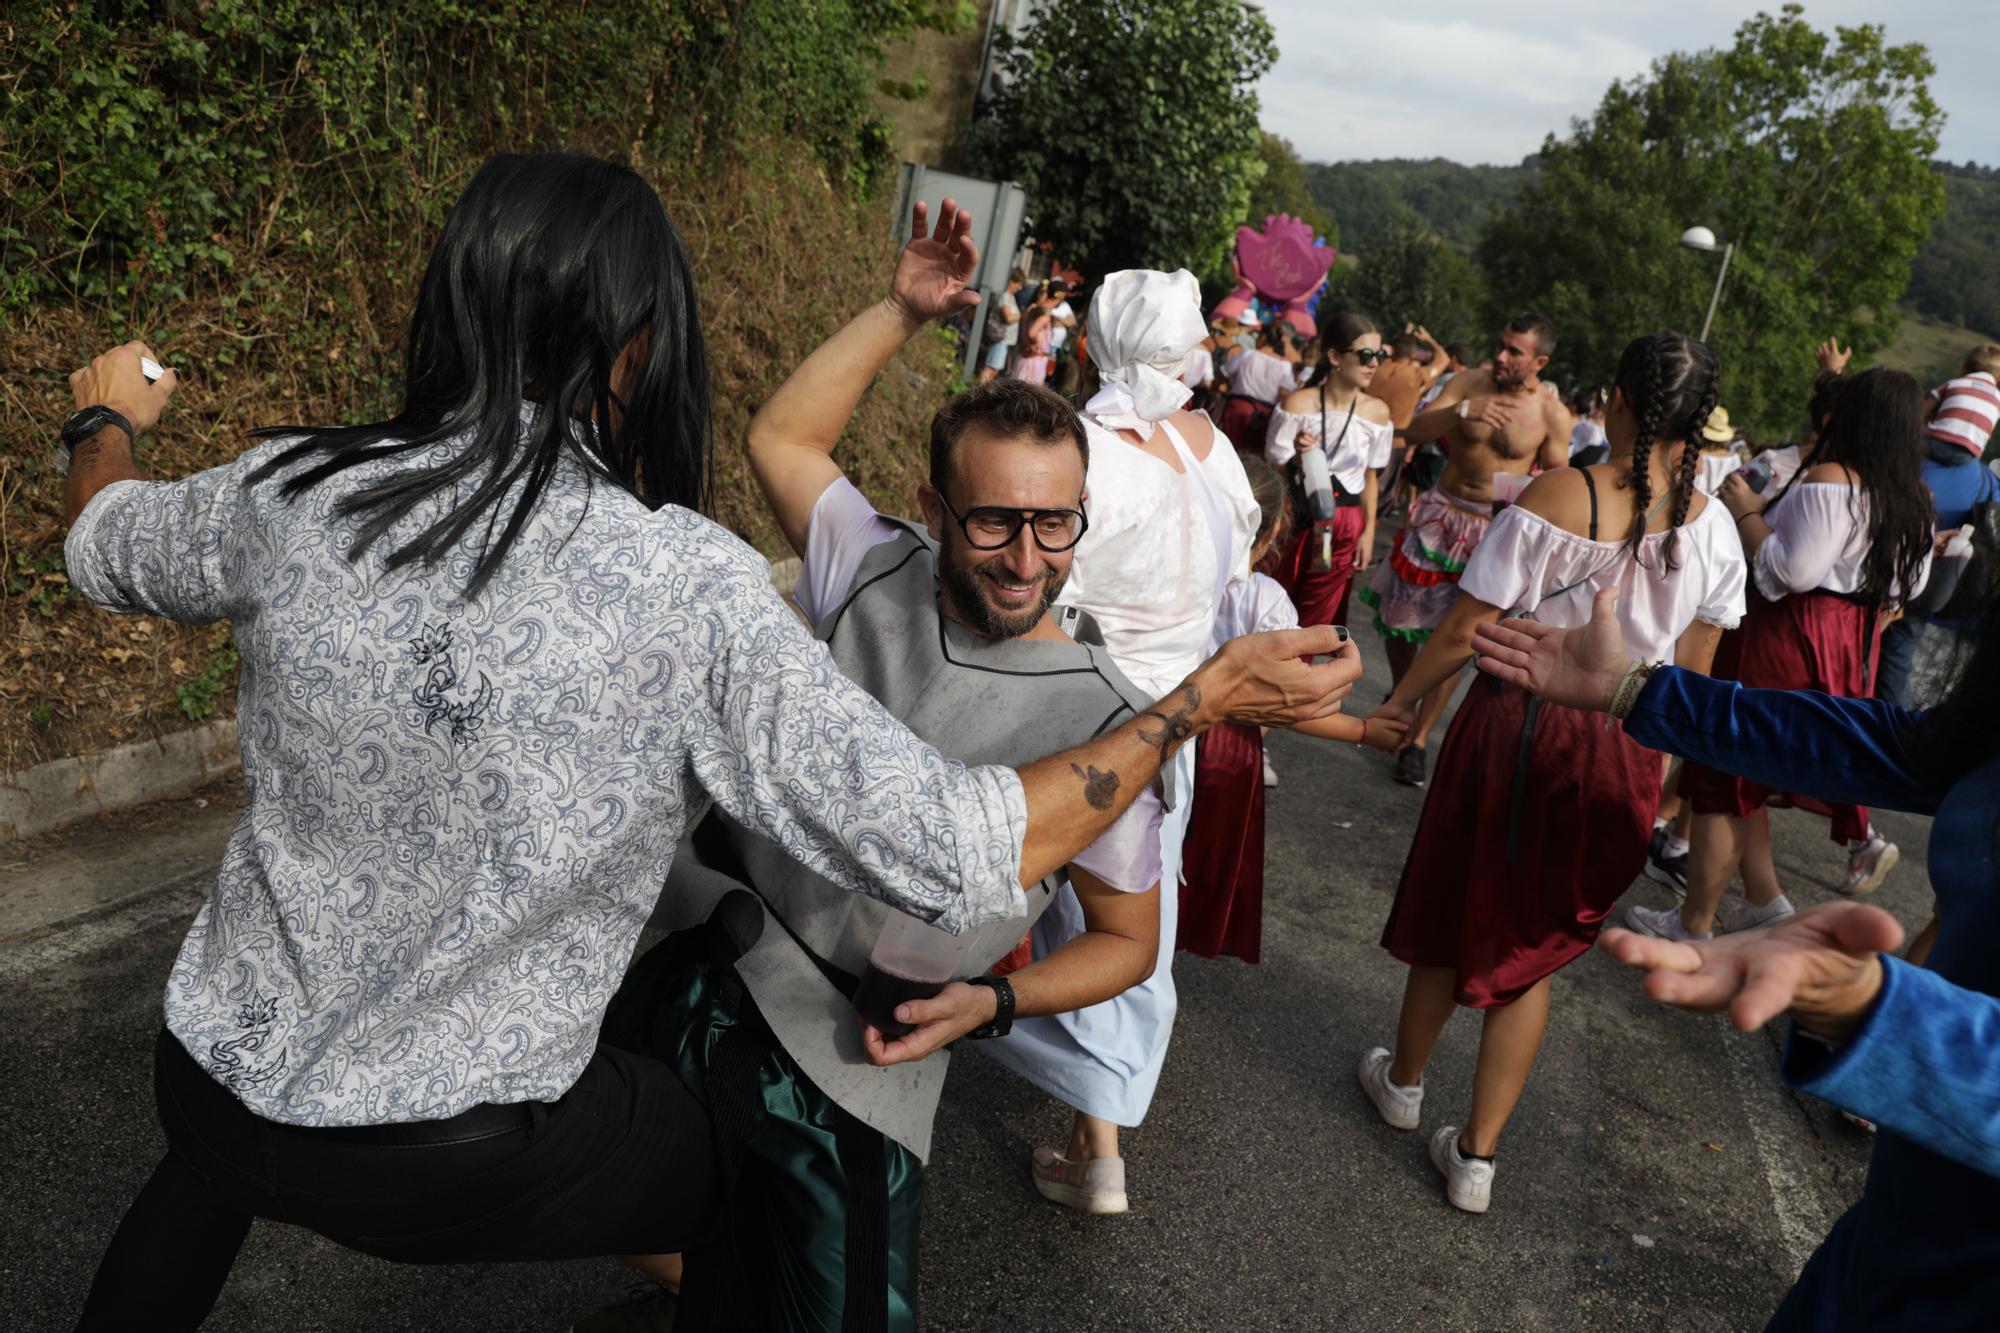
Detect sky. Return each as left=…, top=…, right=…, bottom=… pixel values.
left=1256, top=1, right=1999, bottom=168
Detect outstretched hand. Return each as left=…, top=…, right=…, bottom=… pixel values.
left=888, top=198, right=981, bottom=325
left=1196, top=627, right=1364, bottom=728
left=1815, top=336, right=1852, bottom=375
left=1470, top=589, right=1634, bottom=712
left=1597, top=901, right=1901, bottom=1040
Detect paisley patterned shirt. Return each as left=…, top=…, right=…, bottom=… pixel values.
left=65, top=425, right=1029, bottom=1126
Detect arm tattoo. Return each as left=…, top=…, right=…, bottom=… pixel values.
left=1069, top=762, right=1120, bottom=812
left=1135, top=685, right=1201, bottom=758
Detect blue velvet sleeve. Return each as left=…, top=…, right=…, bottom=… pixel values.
left=1783, top=958, right=2000, bottom=1179
left=1622, top=666, right=1946, bottom=816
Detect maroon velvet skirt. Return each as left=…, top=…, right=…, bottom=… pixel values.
left=1219, top=396, right=1275, bottom=452
left=1178, top=722, right=1266, bottom=964
left=1258, top=503, right=1369, bottom=630
left=1679, top=590, right=1878, bottom=844
left=1380, top=679, right=1660, bottom=1007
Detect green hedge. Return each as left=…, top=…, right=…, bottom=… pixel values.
left=1, top=0, right=970, bottom=313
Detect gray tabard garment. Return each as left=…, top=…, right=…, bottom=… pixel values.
left=652, top=523, right=1169, bottom=1161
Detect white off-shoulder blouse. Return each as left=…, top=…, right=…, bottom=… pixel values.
left=1459, top=494, right=1749, bottom=663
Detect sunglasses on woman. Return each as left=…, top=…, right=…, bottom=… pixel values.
left=1345, top=348, right=1392, bottom=366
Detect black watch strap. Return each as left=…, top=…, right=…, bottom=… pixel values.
left=61, top=405, right=137, bottom=450
left=963, top=974, right=1016, bottom=1040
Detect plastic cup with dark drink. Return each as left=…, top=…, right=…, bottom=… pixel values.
left=857, top=910, right=973, bottom=1038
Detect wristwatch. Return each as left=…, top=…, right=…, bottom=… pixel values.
left=55, top=405, right=137, bottom=477
left=962, top=975, right=1016, bottom=1039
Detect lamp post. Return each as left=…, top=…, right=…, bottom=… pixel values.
left=1679, top=226, right=1734, bottom=343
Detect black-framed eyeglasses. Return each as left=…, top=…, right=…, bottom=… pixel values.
left=938, top=495, right=1089, bottom=551
left=1347, top=348, right=1392, bottom=366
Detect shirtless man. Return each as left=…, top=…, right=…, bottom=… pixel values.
left=1360, top=312, right=1573, bottom=786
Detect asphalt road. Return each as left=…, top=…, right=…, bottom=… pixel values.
left=2, top=644, right=1930, bottom=1331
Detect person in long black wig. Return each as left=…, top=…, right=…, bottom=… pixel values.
left=56, top=155, right=1359, bottom=1330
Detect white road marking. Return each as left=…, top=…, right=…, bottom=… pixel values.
left=1721, top=1020, right=1831, bottom=1272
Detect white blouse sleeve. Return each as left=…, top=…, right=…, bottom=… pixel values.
left=1367, top=418, right=1395, bottom=471
left=1248, top=573, right=1302, bottom=634
left=1691, top=505, right=1749, bottom=631
left=1266, top=408, right=1305, bottom=467
left=1755, top=484, right=1852, bottom=599
left=1457, top=505, right=1567, bottom=616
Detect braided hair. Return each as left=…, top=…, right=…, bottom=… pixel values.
left=1611, top=333, right=1719, bottom=574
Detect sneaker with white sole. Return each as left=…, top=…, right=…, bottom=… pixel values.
left=1263, top=754, right=1279, bottom=788
left=1429, top=1125, right=1495, bottom=1213
left=1031, top=1147, right=1128, bottom=1215
left=1721, top=894, right=1795, bottom=934
left=1625, top=903, right=1712, bottom=942
left=1356, top=1047, right=1423, bottom=1130
left=1842, top=835, right=1900, bottom=896
left=1641, top=827, right=1690, bottom=898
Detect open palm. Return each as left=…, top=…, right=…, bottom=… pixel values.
left=1471, top=587, right=1633, bottom=713
left=890, top=198, right=982, bottom=323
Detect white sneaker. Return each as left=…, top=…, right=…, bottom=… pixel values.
left=1624, top=903, right=1712, bottom=942
left=1262, top=754, right=1279, bottom=788
left=1030, top=1147, right=1128, bottom=1215
left=1356, top=1047, right=1423, bottom=1130
left=1843, top=835, right=1900, bottom=896
left=1721, top=894, right=1796, bottom=934
left=1429, top=1125, right=1495, bottom=1213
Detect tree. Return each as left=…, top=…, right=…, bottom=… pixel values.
left=1477, top=5, right=1945, bottom=435
left=967, top=0, right=1277, bottom=282
left=1330, top=216, right=1488, bottom=344
left=1247, top=133, right=1334, bottom=243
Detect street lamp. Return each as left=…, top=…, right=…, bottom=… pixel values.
left=1679, top=226, right=1735, bottom=343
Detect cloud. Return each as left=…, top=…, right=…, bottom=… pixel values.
left=1255, top=0, right=2000, bottom=167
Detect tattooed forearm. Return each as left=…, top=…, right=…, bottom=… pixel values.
left=63, top=426, right=141, bottom=526
left=1135, top=685, right=1201, bottom=758
left=1069, top=762, right=1120, bottom=812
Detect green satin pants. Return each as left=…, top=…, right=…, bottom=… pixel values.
left=648, top=947, right=924, bottom=1332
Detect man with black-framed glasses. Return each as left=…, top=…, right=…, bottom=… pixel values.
left=593, top=201, right=1200, bottom=1331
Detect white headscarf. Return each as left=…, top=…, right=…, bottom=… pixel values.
left=1083, top=268, right=1206, bottom=440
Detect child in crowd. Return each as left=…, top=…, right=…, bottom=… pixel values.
left=1178, top=455, right=1404, bottom=963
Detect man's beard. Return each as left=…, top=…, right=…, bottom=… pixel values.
left=940, top=552, right=1067, bottom=640
left=1493, top=365, right=1528, bottom=390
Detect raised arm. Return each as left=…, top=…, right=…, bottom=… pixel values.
left=746, top=199, right=981, bottom=556
left=1403, top=370, right=1481, bottom=447
left=63, top=341, right=178, bottom=525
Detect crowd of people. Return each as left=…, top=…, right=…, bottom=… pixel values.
left=48, top=153, right=2000, bottom=1332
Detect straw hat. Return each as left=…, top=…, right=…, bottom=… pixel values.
left=1700, top=406, right=1735, bottom=443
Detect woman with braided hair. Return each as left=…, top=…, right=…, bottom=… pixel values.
left=1628, top=369, right=1937, bottom=942
left=1352, top=332, right=1748, bottom=1213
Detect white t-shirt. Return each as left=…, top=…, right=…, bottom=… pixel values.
left=1755, top=482, right=1931, bottom=605
left=1568, top=420, right=1609, bottom=458
left=1048, top=300, right=1074, bottom=350
left=1265, top=402, right=1395, bottom=493
left=1459, top=495, right=1748, bottom=663
left=1210, top=571, right=1299, bottom=651
left=999, top=290, right=1022, bottom=347
left=1694, top=449, right=1742, bottom=497
left=1226, top=350, right=1297, bottom=405
left=799, top=478, right=1161, bottom=893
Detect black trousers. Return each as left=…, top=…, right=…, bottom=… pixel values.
left=77, top=1026, right=718, bottom=1330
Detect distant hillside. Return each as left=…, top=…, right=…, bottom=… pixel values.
left=1303, top=158, right=1532, bottom=255
left=1308, top=157, right=1995, bottom=331
left=1905, top=163, right=2000, bottom=336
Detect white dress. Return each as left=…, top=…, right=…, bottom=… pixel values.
left=1694, top=449, right=1744, bottom=497
left=981, top=415, right=1258, bottom=1126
